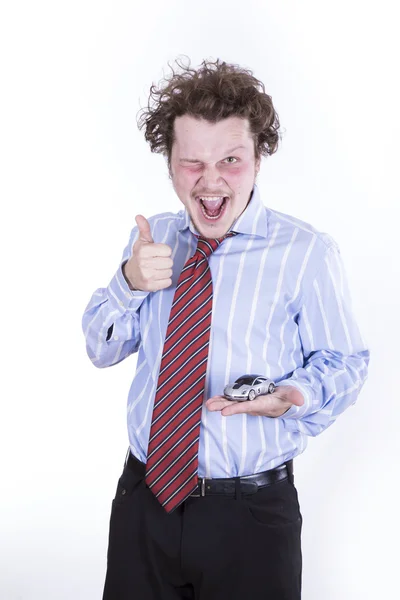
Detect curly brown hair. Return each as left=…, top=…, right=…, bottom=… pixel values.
left=137, top=56, right=281, bottom=171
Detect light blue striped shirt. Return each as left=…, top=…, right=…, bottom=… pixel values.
left=82, top=184, right=370, bottom=477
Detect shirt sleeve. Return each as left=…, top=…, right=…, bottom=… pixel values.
left=277, top=241, right=370, bottom=436
left=81, top=226, right=150, bottom=368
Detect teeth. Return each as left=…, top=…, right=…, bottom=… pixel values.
left=198, top=196, right=225, bottom=202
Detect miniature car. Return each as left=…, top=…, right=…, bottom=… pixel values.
left=223, top=374, right=276, bottom=401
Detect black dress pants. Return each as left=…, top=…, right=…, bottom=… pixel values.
left=102, top=453, right=302, bottom=600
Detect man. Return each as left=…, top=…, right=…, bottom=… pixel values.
left=82, top=58, right=370, bottom=599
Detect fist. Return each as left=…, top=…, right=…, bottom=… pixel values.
left=122, top=215, right=173, bottom=292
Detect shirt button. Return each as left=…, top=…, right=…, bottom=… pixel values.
left=125, top=292, right=131, bottom=298
left=118, top=300, right=124, bottom=307
left=113, top=336, right=119, bottom=341
left=121, top=488, right=126, bottom=495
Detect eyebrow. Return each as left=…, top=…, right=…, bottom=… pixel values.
left=179, top=145, right=246, bottom=163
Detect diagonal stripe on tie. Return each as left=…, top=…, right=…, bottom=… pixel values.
left=150, top=439, right=200, bottom=499
left=163, top=285, right=213, bottom=348
left=147, top=430, right=201, bottom=483
left=155, top=341, right=210, bottom=396
left=145, top=231, right=237, bottom=513
left=158, top=325, right=211, bottom=378
left=149, top=379, right=206, bottom=442
left=159, top=313, right=212, bottom=366
left=153, top=357, right=209, bottom=418
left=147, top=415, right=202, bottom=470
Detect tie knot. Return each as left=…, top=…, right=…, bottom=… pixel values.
left=195, top=231, right=237, bottom=259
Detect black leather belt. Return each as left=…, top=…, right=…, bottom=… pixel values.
left=190, top=461, right=293, bottom=497
left=126, top=452, right=292, bottom=497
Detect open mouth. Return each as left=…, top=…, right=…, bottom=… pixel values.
left=196, top=196, right=229, bottom=221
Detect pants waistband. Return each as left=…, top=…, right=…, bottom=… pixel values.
left=125, top=450, right=293, bottom=497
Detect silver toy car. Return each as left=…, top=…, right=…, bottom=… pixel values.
left=223, top=374, right=276, bottom=401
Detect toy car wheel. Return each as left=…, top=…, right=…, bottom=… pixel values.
left=268, top=383, right=275, bottom=394
left=248, top=389, right=256, bottom=400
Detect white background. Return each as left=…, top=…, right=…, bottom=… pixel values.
left=1, top=1, right=399, bottom=598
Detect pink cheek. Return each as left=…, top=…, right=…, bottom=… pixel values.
left=187, top=167, right=203, bottom=178
left=221, top=165, right=244, bottom=179
left=178, top=167, right=201, bottom=184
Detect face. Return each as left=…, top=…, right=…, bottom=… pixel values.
left=169, top=115, right=260, bottom=239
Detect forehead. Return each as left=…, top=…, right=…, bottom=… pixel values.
left=172, top=115, right=254, bottom=159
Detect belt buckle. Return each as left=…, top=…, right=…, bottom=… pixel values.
left=192, top=477, right=206, bottom=497
left=191, top=477, right=206, bottom=498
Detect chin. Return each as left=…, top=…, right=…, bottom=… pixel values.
left=201, top=227, right=230, bottom=240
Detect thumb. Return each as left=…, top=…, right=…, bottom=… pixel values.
left=135, top=214, right=154, bottom=243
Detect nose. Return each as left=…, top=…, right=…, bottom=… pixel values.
left=201, top=163, right=225, bottom=189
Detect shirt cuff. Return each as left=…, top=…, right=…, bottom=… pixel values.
left=106, top=262, right=150, bottom=314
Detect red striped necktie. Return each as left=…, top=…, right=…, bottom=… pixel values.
left=145, top=231, right=236, bottom=513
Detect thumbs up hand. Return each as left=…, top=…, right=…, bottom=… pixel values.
left=122, top=215, right=173, bottom=292
left=135, top=214, right=155, bottom=244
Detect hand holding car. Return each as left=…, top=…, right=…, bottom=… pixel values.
left=206, top=379, right=305, bottom=417
left=122, top=215, right=174, bottom=292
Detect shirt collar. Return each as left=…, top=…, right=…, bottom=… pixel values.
left=177, top=183, right=268, bottom=238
